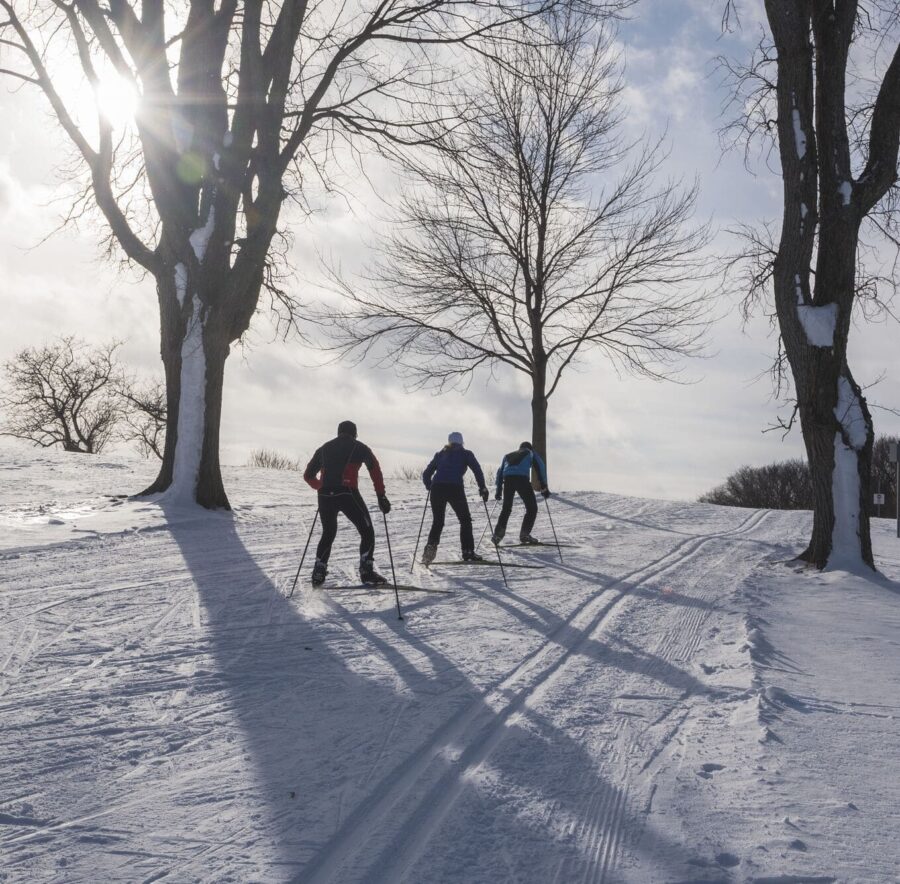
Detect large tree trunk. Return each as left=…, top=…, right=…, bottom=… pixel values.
left=766, top=0, right=876, bottom=569
left=530, top=365, right=548, bottom=489
left=796, top=364, right=874, bottom=567
left=140, top=267, right=233, bottom=509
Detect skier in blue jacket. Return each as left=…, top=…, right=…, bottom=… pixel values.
left=421, top=432, right=490, bottom=564
left=492, top=441, right=550, bottom=545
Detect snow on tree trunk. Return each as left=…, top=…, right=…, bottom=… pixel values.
left=799, top=369, right=874, bottom=570
left=166, top=295, right=207, bottom=504
left=829, top=376, right=872, bottom=566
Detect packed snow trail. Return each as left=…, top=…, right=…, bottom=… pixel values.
left=1, top=450, right=899, bottom=882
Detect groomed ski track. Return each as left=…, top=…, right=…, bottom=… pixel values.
left=4, top=460, right=887, bottom=882
left=299, top=508, right=773, bottom=884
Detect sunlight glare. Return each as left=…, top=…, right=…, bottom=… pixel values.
left=94, top=74, right=139, bottom=128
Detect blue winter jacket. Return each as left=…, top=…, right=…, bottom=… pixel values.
left=423, top=445, right=487, bottom=489
left=495, top=448, right=547, bottom=493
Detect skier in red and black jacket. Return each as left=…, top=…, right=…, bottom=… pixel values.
left=303, top=420, right=391, bottom=587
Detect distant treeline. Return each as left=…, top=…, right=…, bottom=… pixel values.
left=700, top=437, right=899, bottom=516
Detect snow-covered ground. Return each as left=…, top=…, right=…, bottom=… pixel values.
left=2, top=446, right=899, bottom=883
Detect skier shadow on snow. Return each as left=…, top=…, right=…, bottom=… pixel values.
left=165, top=508, right=713, bottom=882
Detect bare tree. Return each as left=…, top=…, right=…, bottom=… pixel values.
left=322, top=11, right=711, bottom=474
left=0, top=337, right=124, bottom=453
left=0, top=0, right=623, bottom=508
left=117, top=378, right=167, bottom=460
left=720, top=2, right=900, bottom=568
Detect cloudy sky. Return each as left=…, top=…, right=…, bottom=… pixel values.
left=1, top=0, right=898, bottom=501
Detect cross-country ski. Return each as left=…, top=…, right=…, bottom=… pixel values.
left=426, top=559, right=544, bottom=570
left=317, top=584, right=452, bottom=594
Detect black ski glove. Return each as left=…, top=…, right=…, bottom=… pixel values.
left=541, top=487, right=551, bottom=499
left=423, top=478, right=432, bottom=491
left=378, top=494, right=391, bottom=514
left=479, top=487, right=489, bottom=502
left=495, top=489, right=502, bottom=501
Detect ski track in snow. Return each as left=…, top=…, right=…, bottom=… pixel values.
left=299, top=508, right=773, bottom=884
left=1, top=453, right=898, bottom=883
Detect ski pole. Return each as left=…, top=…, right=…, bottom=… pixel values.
left=288, top=507, right=319, bottom=599
left=481, top=498, right=508, bottom=589
left=411, top=489, right=431, bottom=571
left=544, top=495, right=563, bottom=564
left=382, top=510, right=404, bottom=621
left=475, top=499, right=497, bottom=553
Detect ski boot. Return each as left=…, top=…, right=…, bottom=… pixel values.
left=519, top=534, right=540, bottom=545
left=311, top=559, right=327, bottom=587
left=359, top=558, right=388, bottom=586
left=422, top=543, right=438, bottom=565
left=462, top=550, right=485, bottom=562
left=491, top=526, right=505, bottom=545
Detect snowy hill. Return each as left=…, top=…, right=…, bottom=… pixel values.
left=2, top=448, right=900, bottom=883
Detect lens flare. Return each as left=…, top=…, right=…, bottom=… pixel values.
left=94, top=74, right=139, bottom=128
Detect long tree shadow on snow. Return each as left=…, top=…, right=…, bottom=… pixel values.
left=165, top=506, right=721, bottom=883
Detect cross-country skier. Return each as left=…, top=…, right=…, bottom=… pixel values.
left=492, top=441, right=551, bottom=545
left=303, top=420, right=391, bottom=586
left=421, top=432, right=490, bottom=564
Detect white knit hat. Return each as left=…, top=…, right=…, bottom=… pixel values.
left=448, top=431, right=464, bottom=446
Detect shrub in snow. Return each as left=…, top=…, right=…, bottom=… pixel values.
left=247, top=449, right=302, bottom=472
left=700, top=439, right=898, bottom=515
left=699, top=460, right=813, bottom=511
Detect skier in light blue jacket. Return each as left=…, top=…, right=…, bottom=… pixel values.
left=492, top=441, right=550, bottom=545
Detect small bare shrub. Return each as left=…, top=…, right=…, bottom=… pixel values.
left=392, top=464, right=423, bottom=481
left=247, top=449, right=302, bottom=471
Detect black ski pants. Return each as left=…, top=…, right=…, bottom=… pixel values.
left=315, top=489, right=374, bottom=565
left=427, top=483, right=475, bottom=552
left=495, top=475, right=538, bottom=538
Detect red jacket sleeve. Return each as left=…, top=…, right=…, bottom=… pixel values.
left=364, top=448, right=386, bottom=496
left=303, top=448, right=323, bottom=490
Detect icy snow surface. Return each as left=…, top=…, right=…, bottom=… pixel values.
left=797, top=302, right=838, bottom=348
left=2, top=447, right=900, bottom=882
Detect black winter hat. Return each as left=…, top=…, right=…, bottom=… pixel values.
left=520, top=441, right=533, bottom=450
left=337, top=420, right=358, bottom=438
